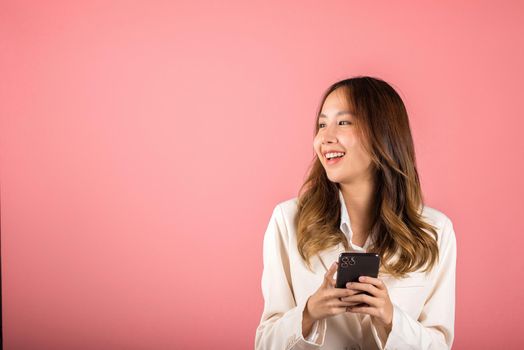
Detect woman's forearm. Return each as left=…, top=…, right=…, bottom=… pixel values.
left=302, top=302, right=315, bottom=338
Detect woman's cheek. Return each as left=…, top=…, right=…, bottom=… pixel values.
left=312, top=139, right=322, bottom=155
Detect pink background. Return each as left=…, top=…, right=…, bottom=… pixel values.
left=1, top=1, right=523, bottom=349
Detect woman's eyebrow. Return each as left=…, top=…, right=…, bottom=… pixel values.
left=318, top=111, right=353, bottom=119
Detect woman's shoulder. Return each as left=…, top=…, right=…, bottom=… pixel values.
left=267, top=196, right=300, bottom=232
left=262, top=197, right=300, bottom=245
left=420, top=204, right=457, bottom=248
left=420, top=205, right=452, bottom=228
left=273, top=196, right=299, bottom=215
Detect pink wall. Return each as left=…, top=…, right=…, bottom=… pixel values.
left=1, top=1, right=523, bottom=349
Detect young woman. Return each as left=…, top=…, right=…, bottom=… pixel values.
left=255, top=76, right=456, bottom=350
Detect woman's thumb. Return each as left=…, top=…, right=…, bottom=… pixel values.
left=323, top=261, right=337, bottom=287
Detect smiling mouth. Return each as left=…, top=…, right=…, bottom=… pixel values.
left=324, top=152, right=345, bottom=160
left=326, top=155, right=344, bottom=160
left=325, top=154, right=345, bottom=165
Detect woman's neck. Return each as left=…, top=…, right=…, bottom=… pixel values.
left=339, top=179, right=376, bottom=239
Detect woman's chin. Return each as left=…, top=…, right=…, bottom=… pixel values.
left=326, top=173, right=346, bottom=183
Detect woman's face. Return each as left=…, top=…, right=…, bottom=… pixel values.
left=313, top=88, right=374, bottom=185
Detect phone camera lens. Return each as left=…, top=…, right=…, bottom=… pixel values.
left=342, top=256, right=349, bottom=263
left=349, top=257, right=356, bottom=265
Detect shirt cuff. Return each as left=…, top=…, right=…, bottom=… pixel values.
left=370, top=316, right=395, bottom=350
left=286, top=297, right=327, bottom=349
left=370, top=304, right=399, bottom=349
left=304, top=320, right=320, bottom=342
left=386, top=304, right=410, bottom=349
left=372, top=303, right=441, bottom=350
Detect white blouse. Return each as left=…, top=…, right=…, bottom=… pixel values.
left=255, top=189, right=457, bottom=350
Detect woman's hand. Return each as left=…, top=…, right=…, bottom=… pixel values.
left=304, top=262, right=356, bottom=323
left=341, top=276, right=394, bottom=332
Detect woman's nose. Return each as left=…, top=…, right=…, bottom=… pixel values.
left=321, top=126, right=338, bottom=143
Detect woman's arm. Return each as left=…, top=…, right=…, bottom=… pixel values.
left=255, top=204, right=327, bottom=350
left=370, top=216, right=457, bottom=349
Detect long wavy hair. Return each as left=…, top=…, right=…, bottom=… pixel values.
left=295, top=76, right=439, bottom=278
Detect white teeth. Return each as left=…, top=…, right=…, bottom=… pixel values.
left=326, top=152, right=345, bottom=159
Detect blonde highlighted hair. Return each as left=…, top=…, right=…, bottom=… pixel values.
left=295, top=76, right=439, bottom=278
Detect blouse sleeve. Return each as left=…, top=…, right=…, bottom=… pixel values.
left=370, top=216, right=457, bottom=349
left=255, top=204, right=327, bottom=350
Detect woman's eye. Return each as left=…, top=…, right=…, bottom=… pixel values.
left=318, top=121, right=351, bottom=128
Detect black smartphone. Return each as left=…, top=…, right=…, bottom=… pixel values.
left=335, top=252, right=380, bottom=289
